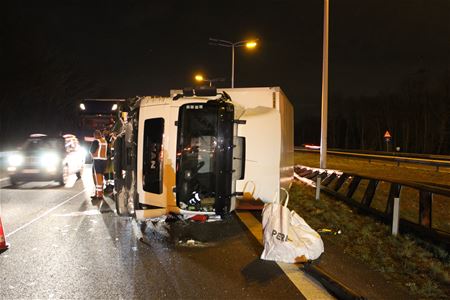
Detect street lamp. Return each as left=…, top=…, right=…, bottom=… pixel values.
left=209, top=38, right=258, bottom=88
left=195, top=74, right=207, bottom=85
left=194, top=74, right=225, bottom=87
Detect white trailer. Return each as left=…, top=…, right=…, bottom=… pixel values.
left=114, top=87, right=294, bottom=220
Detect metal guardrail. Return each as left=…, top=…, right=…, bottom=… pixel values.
left=295, top=147, right=450, bottom=172
left=294, top=166, right=450, bottom=249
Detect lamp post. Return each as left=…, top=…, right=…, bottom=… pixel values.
left=209, top=38, right=258, bottom=88
left=316, top=0, right=330, bottom=200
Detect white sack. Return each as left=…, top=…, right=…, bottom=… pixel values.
left=260, top=189, right=324, bottom=263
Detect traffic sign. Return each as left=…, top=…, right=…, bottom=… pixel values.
left=384, top=131, right=391, bottom=139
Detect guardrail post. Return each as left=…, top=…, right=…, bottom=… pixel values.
left=361, top=180, right=379, bottom=207
left=392, top=197, right=400, bottom=236
left=386, top=183, right=401, bottom=216
left=306, top=171, right=320, bottom=180
left=299, top=169, right=312, bottom=177
left=315, top=177, right=321, bottom=200
left=419, top=191, right=432, bottom=228
left=322, top=173, right=336, bottom=186
left=346, top=176, right=361, bottom=198
left=333, top=174, right=348, bottom=192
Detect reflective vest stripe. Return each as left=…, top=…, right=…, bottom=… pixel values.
left=93, top=138, right=108, bottom=160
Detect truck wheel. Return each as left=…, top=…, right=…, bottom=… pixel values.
left=115, top=171, right=139, bottom=217
left=115, top=186, right=131, bottom=216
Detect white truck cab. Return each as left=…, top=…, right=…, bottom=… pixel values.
left=113, top=87, right=294, bottom=220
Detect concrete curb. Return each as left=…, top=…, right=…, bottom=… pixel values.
left=302, top=263, right=366, bottom=300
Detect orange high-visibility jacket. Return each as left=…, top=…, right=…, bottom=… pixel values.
left=93, top=138, right=108, bottom=160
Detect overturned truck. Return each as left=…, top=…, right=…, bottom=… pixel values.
left=113, top=87, right=294, bottom=220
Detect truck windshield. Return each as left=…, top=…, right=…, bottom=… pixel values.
left=176, top=104, right=218, bottom=211
left=176, top=101, right=234, bottom=215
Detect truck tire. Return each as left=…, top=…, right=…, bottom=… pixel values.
left=114, top=171, right=137, bottom=217
left=115, top=185, right=131, bottom=216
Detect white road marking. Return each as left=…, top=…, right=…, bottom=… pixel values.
left=236, top=211, right=334, bottom=300
left=5, top=189, right=86, bottom=238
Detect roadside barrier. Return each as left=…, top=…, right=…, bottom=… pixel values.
left=295, top=165, right=450, bottom=250
left=295, top=148, right=450, bottom=172
left=0, top=216, right=9, bottom=253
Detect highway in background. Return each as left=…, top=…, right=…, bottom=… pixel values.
left=296, top=147, right=450, bottom=172
left=0, top=166, right=331, bottom=299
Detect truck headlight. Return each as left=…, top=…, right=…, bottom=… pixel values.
left=8, top=154, right=24, bottom=167
left=40, top=152, right=60, bottom=167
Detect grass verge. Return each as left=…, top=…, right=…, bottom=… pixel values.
left=289, top=182, right=450, bottom=299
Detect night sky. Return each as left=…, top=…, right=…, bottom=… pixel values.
left=1, top=0, right=449, bottom=147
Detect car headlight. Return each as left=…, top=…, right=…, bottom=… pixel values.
left=8, top=154, right=24, bottom=167
left=40, top=152, right=60, bottom=167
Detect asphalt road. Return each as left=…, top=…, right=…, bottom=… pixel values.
left=0, top=166, right=331, bottom=299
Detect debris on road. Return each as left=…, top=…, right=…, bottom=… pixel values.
left=317, top=228, right=342, bottom=235
left=177, top=239, right=214, bottom=248
left=189, top=215, right=208, bottom=222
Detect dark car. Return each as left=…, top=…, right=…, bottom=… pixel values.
left=7, top=134, right=85, bottom=186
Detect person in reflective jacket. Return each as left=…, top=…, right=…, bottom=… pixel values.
left=90, top=130, right=108, bottom=200
left=104, top=131, right=115, bottom=194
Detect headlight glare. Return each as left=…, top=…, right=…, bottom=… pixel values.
left=8, top=154, right=24, bottom=167
left=40, top=152, right=60, bottom=167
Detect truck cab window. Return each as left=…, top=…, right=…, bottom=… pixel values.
left=143, top=118, right=164, bottom=194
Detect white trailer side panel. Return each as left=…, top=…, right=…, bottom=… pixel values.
left=236, top=107, right=281, bottom=202
left=219, top=87, right=294, bottom=202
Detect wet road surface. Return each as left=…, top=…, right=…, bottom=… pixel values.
left=0, top=167, right=331, bottom=299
